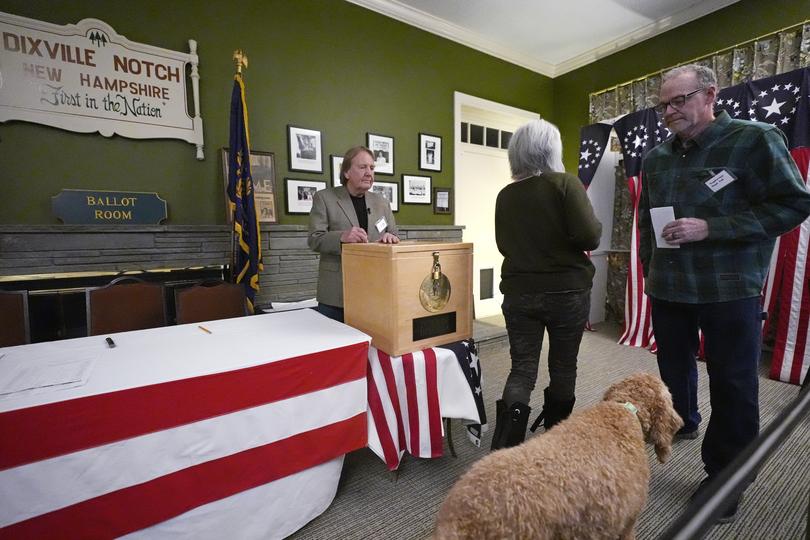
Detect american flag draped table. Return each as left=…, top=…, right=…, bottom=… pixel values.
left=0, top=309, right=486, bottom=538
left=0, top=310, right=369, bottom=540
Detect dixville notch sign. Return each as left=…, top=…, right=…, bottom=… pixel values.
left=0, top=11, right=205, bottom=159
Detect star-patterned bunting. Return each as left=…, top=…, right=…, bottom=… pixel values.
left=577, top=67, right=807, bottom=189
left=577, top=122, right=613, bottom=188
left=716, top=66, right=808, bottom=149
left=613, top=108, right=660, bottom=178
left=438, top=340, right=486, bottom=447
left=654, top=117, right=672, bottom=144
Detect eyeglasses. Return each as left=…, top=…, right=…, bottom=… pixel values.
left=653, top=88, right=706, bottom=114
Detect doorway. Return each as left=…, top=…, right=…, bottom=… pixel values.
left=453, top=92, right=539, bottom=318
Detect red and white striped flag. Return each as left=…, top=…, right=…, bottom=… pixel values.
left=613, top=108, right=662, bottom=350
left=769, top=149, right=810, bottom=385
left=366, top=348, right=443, bottom=470
left=618, top=173, right=655, bottom=349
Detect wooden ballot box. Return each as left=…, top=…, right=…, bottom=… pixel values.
left=342, top=241, right=473, bottom=356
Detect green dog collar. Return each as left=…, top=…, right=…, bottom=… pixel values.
left=623, top=402, right=638, bottom=416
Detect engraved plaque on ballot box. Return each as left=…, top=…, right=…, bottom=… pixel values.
left=342, top=241, right=473, bottom=356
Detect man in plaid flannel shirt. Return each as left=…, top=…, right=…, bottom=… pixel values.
left=639, top=64, right=810, bottom=523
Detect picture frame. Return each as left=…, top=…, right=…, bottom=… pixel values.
left=419, top=133, right=442, bottom=172
left=402, top=174, right=431, bottom=205
left=287, top=125, right=323, bottom=173
left=330, top=154, right=344, bottom=187
left=285, top=178, right=326, bottom=214
left=433, top=187, right=452, bottom=214
left=366, top=133, right=394, bottom=175
left=221, top=148, right=278, bottom=224
left=371, top=181, right=399, bottom=212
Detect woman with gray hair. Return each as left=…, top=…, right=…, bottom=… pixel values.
left=490, top=119, right=602, bottom=450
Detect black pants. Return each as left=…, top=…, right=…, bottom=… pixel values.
left=651, top=296, right=761, bottom=477
left=501, top=289, right=590, bottom=406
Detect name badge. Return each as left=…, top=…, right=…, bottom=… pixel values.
left=375, top=217, right=387, bottom=233
left=705, top=170, right=736, bottom=192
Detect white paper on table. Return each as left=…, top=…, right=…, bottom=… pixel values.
left=650, top=206, right=679, bottom=249
left=0, top=356, right=95, bottom=397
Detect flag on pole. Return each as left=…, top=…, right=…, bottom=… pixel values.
left=227, top=73, right=263, bottom=313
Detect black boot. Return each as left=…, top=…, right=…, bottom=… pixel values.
left=490, top=400, right=531, bottom=450
left=505, top=402, right=531, bottom=447
left=530, top=387, right=576, bottom=433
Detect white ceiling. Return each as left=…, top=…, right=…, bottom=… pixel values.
left=347, top=0, right=740, bottom=77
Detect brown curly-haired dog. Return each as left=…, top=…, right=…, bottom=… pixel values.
left=434, top=372, right=683, bottom=540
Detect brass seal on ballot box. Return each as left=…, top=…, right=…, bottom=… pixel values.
left=419, top=251, right=451, bottom=312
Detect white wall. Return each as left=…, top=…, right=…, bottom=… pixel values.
left=585, top=141, right=619, bottom=324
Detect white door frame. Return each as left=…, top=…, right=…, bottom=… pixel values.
left=453, top=92, right=540, bottom=318
left=453, top=92, right=540, bottom=192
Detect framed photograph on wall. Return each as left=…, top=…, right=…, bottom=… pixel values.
left=371, top=181, right=399, bottom=212
left=433, top=187, right=452, bottom=214
left=419, top=133, right=442, bottom=172
left=285, top=178, right=326, bottom=214
left=402, top=174, right=431, bottom=204
left=330, top=154, right=344, bottom=187
left=221, top=148, right=278, bottom=224
left=287, top=125, right=323, bottom=173
left=367, top=133, right=394, bottom=175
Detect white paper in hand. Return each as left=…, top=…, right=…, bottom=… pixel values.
left=650, top=206, right=679, bottom=249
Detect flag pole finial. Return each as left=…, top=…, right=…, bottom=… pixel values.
left=233, top=49, right=248, bottom=75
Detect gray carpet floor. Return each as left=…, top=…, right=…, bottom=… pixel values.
left=290, top=321, right=809, bottom=540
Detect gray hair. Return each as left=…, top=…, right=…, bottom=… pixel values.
left=507, top=119, right=564, bottom=179
left=662, top=64, right=717, bottom=89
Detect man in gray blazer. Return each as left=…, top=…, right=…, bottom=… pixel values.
left=308, top=145, right=399, bottom=322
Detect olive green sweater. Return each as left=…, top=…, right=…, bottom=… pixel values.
left=495, top=172, right=602, bottom=294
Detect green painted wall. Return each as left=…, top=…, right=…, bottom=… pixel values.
left=0, top=0, right=554, bottom=225
left=554, top=0, right=809, bottom=173
left=3, top=0, right=806, bottom=226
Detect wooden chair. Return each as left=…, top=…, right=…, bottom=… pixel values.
left=0, top=290, right=30, bottom=346
left=174, top=280, right=247, bottom=325
left=86, top=277, right=167, bottom=336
